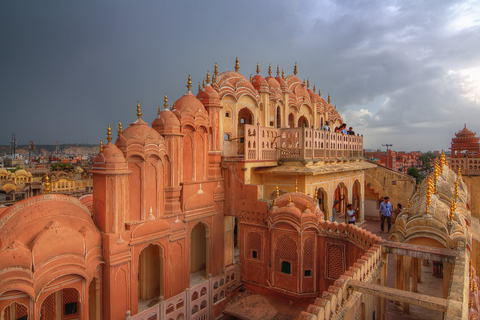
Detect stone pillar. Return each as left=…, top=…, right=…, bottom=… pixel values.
left=402, top=256, right=412, bottom=313
left=443, top=262, right=453, bottom=299
left=411, top=258, right=418, bottom=293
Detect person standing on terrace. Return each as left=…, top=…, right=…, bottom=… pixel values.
left=322, top=121, right=330, bottom=131
left=379, top=196, right=393, bottom=233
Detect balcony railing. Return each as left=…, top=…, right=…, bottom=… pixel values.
left=243, top=125, right=363, bottom=162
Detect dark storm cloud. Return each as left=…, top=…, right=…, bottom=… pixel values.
left=1, top=0, right=479, bottom=151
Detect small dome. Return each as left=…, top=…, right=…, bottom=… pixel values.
left=152, top=109, right=181, bottom=134
left=196, top=85, right=221, bottom=107
left=173, top=91, right=207, bottom=119
left=265, top=76, right=281, bottom=90
left=121, top=118, right=165, bottom=145
left=103, top=142, right=126, bottom=164
left=251, top=74, right=266, bottom=91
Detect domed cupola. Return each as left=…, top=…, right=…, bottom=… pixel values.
left=196, top=71, right=222, bottom=107
left=116, top=101, right=166, bottom=150
left=173, top=75, right=209, bottom=123
left=152, top=94, right=181, bottom=135
left=93, top=125, right=127, bottom=172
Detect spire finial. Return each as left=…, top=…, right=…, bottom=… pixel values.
left=206, top=70, right=210, bottom=84
left=163, top=93, right=168, bottom=110
left=273, top=198, right=277, bottom=207
left=268, top=64, right=272, bottom=76
left=328, top=94, right=331, bottom=104
left=202, top=79, right=205, bottom=88
left=214, top=62, right=218, bottom=77
left=212, top=73, right=216, bottom=83
left=256, top=63, right=260, bottom=75
left=276, top=185, right=279, bottom=198
left=303, top=79, right=306, bottom=86
left=307, top=78, right=310, bottom=89
left=282, top=69, right=285, bottom=79
left=450, top=198, right=456, bottom=221
left=235, top=57, right=239, bottom=72
left=295, top=178, right=298, bottom=192
left=99, top=140, right=104, bottom=152
left=118, top=121, right=123, bottom=136
left=198, top=82, right=201, bottom=93
left=171, top=102, right=176, bottom=111
left=107, top=125, right=112, bottom=143
left=289, top=194, right=292, bottom=203
left=277, top=65, right=280, bottom=77
left=249, top=74, right=253, bottom=83
left=294, top=62, right=297, bottom=75
left=313, top=84, right=316, bottom=93
left=136, top=101, right=141, bottom=119
left=44, top=174, right=50, bottom=194
left=319, top=89, right=321, bottom=97
left=186, top=74, right=192, bottom=91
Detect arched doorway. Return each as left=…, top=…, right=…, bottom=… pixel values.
left=298, top=116, right=309, bottom=128
left=190, top=222, right=209, bottom=285
left=316, top=187, right=327, bottom=214
left=2, top=302, right=28, bottom=320
left=333, top=183, right=348, bottom=222
left=138, top=244, right=163, bottom=308
left=288, top=113, right=295, bottom=128
left=41, top=288, right=80, bottom=320
left=237, top=108, right=253, bottom=155
left=276, top=106, right=281, bottom=128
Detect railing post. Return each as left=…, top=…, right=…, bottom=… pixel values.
left=209, top=274, right=213, bottom=320
left=159, top=296, right=164, bottom=319
left=185, top=287, right=191, bottom=320
left=302, top=125, right=306, bottom=160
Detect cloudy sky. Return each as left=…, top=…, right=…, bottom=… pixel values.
left=1, top=0, right=480, bottom=151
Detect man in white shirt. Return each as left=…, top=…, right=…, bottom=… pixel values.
left=346, top=204, right=358, bottom=225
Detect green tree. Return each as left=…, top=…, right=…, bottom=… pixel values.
left=419, top=152, right=437, bottom=171
left=407, top=166, right=422, bottom=184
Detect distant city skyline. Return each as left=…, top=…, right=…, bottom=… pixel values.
left=1, top=1, right=479, bottom=152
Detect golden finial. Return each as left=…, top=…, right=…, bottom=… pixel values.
left=319, top=89, right=321, bottom=96
left=426, top=176, right=433, bottom=215
left=198, top=82, right=202, bottom=93
left=295, top=178, right=298, bottom=192
left=99, top=139, right=103, bottom=152
left=455, top=179, right=459, bottom=199
left=206, top=71, right=210, bottom=84
left=44, top=174, right=50, bottom=194
left=282, top=69, right=285, bottom=79
left=314, top=186, right=318, bottom=197
left=440, top=150, right=445, bottom=172
left=256, top=63, right=260, bottom=75
left=171, top=102, right=176, bottom=111
left=214, top=62, right=218, bottom=77
left=136, top=101, right=141, bottom=119
left=235, top=57, right=239, bottom=72
left=303, top=79, right=306, bottom=86
left=268, top=64, right=272, bottom=76
left=471, top=277, right=474, bottom=290
left=433, top=160, right=439, bottom=194
left=163, top=93, right=168, bottom=110
left=306, top=202, right=309, bottom=210
left=307, top=79, right=310, bottom=89
left=313, top=84, right=316, bottom=93
left=294, top=62, right=297, bottom=75
left=474, top=279, right=477, bottom=294
left=118, top=121, right=123, bottom=136
left=107, top=125, right=112, bottom=143
left=212, top=73, right=216, bottom=83
left=450, top=198, right=456, bottom=221
left=186, top=74, right=192, bottom=91
left=276, top=185, right=279, bottom=198
left=202, top=79, right=205, bottom=88
left=289, top=194, right=292, bottom=203
left=328, top=94, right=331, bottom=104
left=458, top=166, right=462, bottom=179
left=470, top=297, right=473, bottom=309
left=273, top=198, right=276, bottom=206
left=249, top=74, right=253, bottom=83
left=277, top=65, right=280, bottom=77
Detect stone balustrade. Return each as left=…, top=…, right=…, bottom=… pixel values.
left=243, top=124, right=363, bottom=162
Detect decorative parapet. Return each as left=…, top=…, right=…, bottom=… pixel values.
left=243, top=124, right=363, bottom=162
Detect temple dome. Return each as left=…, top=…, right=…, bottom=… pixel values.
left=173, top=91, right=208, bottom=119
left=152, top=109, right=181, bottom=134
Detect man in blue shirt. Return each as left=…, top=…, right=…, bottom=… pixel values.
left=379, top=196, right=393, bottom=233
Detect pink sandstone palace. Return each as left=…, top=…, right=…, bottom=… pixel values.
left=0, top=60, right=478, bottom=320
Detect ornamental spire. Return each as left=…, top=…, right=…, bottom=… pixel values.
left=186, top=74, right=192, bottom=91
left=328, top=94, right=331, bottom=104
left=99, top=140, right=103, bottom=153
left=319, top=89, right=321, bottom=96
left=307, top=78, right=310, bottom=89
left=276, top=185, right=279, bottom=198
left=295, top=178, right=298, bottom=192
left=206, top=71, right=210, bottom=84
left=214, top=62, right=218, bottom=77
left=256, top=63, right=260, bottom=75
left=136, top=101, right=141, bottom=119
left=235, top=57, right=239, bottom=72
left=107, top=125, right=112, bottom=143
left=268, top=64, right=272, bottom=76
left=313, top=84, right=316, bottom=93
left=163, top=93, right=168, bottom=110
left=198, top=82, right=201, bottom=93
left=45, top=174, right=50, bottom=194
left=249, top=74, right=252, bottom=83
left=449, top=198, right=456, bottom=221
left=202, top=79, right=205, bottom=88
left=118, top=121, right=123, bottom=136
left=277, top=65, right=280, bottom=77
left=294, top=62, right=297, bottom=75
left=282, top=69, right=285, bottom=79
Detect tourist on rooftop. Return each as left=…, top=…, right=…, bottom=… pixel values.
left=379, top=196, right=393, bottom=233
left=347, top=127, right=355, bottom=135
left=322, top=121, right=330, bottom=131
